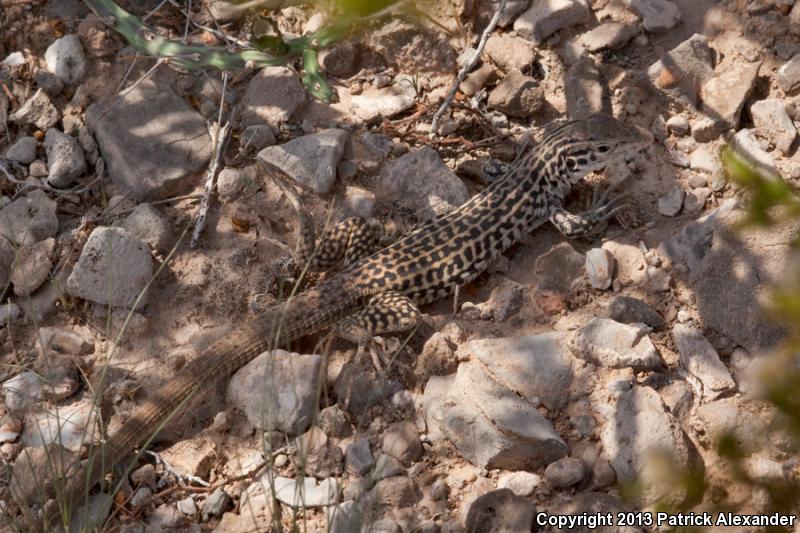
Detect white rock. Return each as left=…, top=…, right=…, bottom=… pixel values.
left=569, top=318, right=662, bottom=370
left=4, top=136, right=37, bottom=164
left=21, top=397, right=101, bottom=452
left=658, top=185, right=684, bottom=217
left=585, top=248, right=614, bottom=289
left=672, top=324, right=735, bottom=400
left=2, top=372, right=45, bottom=413
left=9, top=89, right=59, bottom=130
left=272, top=476, right=339, bottom=507
left=497, top=471, right=541, bottom=496
left=623, top=0, right=681, bottom=33
left=750, top=99, right=797, bottom=156
left=45, top=128, right=87, bottom=188
left=349, top=86, right=415, bottom=123
left=730, top=128, right=779, bottom=177
left=514, top=0, right=591, bottom=44
left=45, top=35, right=88, bottom=85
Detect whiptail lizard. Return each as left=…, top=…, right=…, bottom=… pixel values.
left=8, top=113, right=651, bottom=531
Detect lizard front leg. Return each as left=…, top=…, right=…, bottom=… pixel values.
left=549, top=183, right=629, bottom=239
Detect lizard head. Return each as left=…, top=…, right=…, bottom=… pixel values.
left=550, top=113, right=653, bottom=183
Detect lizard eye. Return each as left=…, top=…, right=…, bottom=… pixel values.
left=596, top=144, right=610, bottom=153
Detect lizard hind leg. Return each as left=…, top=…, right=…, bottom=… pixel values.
left=336, top=291, right=421, bottom=375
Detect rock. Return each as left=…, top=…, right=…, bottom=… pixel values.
left=689, top=145, right=722, bottom=175
left=666, top=115, right=690, bottom=136
left=730, top=128, right=779, bottom=178
left=10, top=237, right=55, bottom=296
left=672, top=324, right=735, bottom=400
left=66, top=227, right=153, bottom=308
left=592, top=460, right=617, bottom=488
left=44, top=35, right=88, bottom=85
left=202, top=488, right=232, bottom=520
left=36, top=70, right=64, bottom=96
left=69, top=493, right=113, bottom=532
left=367, top=476, right=418, bottom=508
left=0, top=302, right=21, bottom=327
left=346, top=438, right=374, bottom=475
left=176, top=495, right=197, bottom=516
left=688, top=173, right=708, bottom=188
left=0, top=237, right=13, bottom=287
left=578, top=22, right=639, bottom=52
left=296, top=426, right=342, bottom=478
left=2, top=371, right=45, bottom=413
left=488, top=69, right=545, bottom=118
left=240, top=124, right=276, bottom=152
left=605, top=296, right=665, bottom=329
left=161, top=438, right=216, bottom=480
left=239, top=66, right=305, bottom=129
left=601, top=386, right=700, bottom=507
left=465, top=489, right=536, bottom=532
left=86, top=78, right=212, bottom=201
left=147, top=504, right=185, bottom=530
left=130, top=487, right=152, bottom=510
left=623, top=0, right=681, bottom=32
left=585, top=248, right=614, bottom=289
left=367, top=19, right=456, bottom=75
left=750, top=99, right=796, bottom=156
left=9, top=89, right=59, bottom=130
left=646, top=34, right=715, bottom=107
left=657, top=185, right=684, bottom=217
left=228, top=349, right=322, bottom=435
left=691, top=116, right=719, bottom=142
left=376, top=146, right=468, bottom=221
left=777, top=54, right=800, bottom=93
left=29, top=160, right=48, bottom=177
left=131, top=463, right=156, bottom=489
left=422, top=363, right=567, bottom=470
left=44, top=128, right=87, bottom=188
left=513, top=0, right=590, bottom=44
left=550, top=492, right=639, bottom=532
left=0, top=189, right=58, bottom=246
left=334, top=360, right=402, bottom=418
left=565, top=55, right=609, bottom=119
left=460, top=332, right=574, bottom=410
left=460, top=63, right=499, bottom=97
left=344, top=186, right=375, bottom=219
left=320, top=42, right=360, bottom=78
left=382, top=421, right=422, bottom=466
left=21, top=397, right=101, bottom=452
left=701, top=61, right=761, bottom=130
left=570, top=318, right=662, bottom=370
left=533, top=243, right=585, bottom=314
left=217, top=168, right=247, bottom=202
left=543, top=457, right=586, bottom=488
left=272, top=476, right=338, bottom=507
left=318, top=404, right=351, bottom=438
left=258, top=129, right=347, bottom=195
left=484, top=34, right=536, bottom=72
left=475, top=0, right=531, bottom=28
left=349, top=86, right=415, bottom=123
left=473, top=277, right=524, bottom=321
left=119, top=203, right=172, bottom=254
left=5, top=136, right=37, bottom=164
left=683, top=187, right=710, bottom=215
left=497, top=471, right=541, bottom=496
left=690, top=208, right=797, bottom=353
left=372, top=453, right=404, bottom=482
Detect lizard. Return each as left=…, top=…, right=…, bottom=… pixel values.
left=6, top=113, right=652, bottom=531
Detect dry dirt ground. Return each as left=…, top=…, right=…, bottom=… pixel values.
left=1, top=0, right=800, bottom=531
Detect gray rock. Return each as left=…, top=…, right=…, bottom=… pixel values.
left=497, top=471, right=540, bottom=496
left=687, top=173, right=708, bottom=188
left=321, top=42, right=360, bottom=78
left=565, top=55, right=609, bottom=119
left=272, top=476, right=338, bottom=508
left=9, top=89, right=59, bottom=130
left=672, top=324, right=735, bottom=400
left=176, top=495, right=197, bottom=516
left=35, top=70, right=63, bottom=96
left=372, top=453, right=405, bottom=482
left=119, top=203, right=171, bottom=254
left=601, top=386, right=701, bottom=506
left=69, top=493, right=113, bottom=532
left=346, top=438, right=374, bottom=476
left=258, top=129, right=348, bottom=195
left=382, top=421, right=422, bottom=466
left=239, top=66, right=305, bottom=129
left=730, top=128, right=778, bottom=178
left=0, top=189, right=58, bottom=246
left=350, top=86, right=415, bottom=123
left=570, top=318, right=662, bottom=370
left=21, top=397, right=100, bottom=452
left=147, top=504, right=185, bottom=530
left=543, top=457, right=586, bottom=488
left=5, top=136, right=37, bottom=164
left=44, top=35, right=88, bottom=85
left=592, top=460, right=617, bottom=488
left=10, top=237, right=55, bottom=297
left=646, top=34, right=715, bottom=108
left=422, top=362, right=567, bottom=470
left=376, top=146, right=468, bottom=221
left=202, top=488, right=231, bottom=520
left=367, top=19, right=456, bottom=75
left=318, top=404, right=351, bottom=438
left=657, top=184, right=684, bottom=217
left=691, top=116, right=719, bottom=143
left=227, top=349, right=322, bottom=435
left=66, top=226, right=153, bottom=308
left=344, top=186, right=375, bottom=219
left=130, top=487, right=153, bottom=510
left=460, top=63, right=499, bottom=96
left=579, top=22, right=639, bottom=52
left=45, top=128, right=86, bottom=188
left=777, top=54, right=800, bottom=93
left=689, top=145, right=722, bottom=175
left=465, top=489, right=536, bottom=532
left=488, top=68, right=545, bottom=118
left=86, top=78, right=212, bottom=201
left=513, top=0, right=590, bottom=44
left=533, top=242, right=585, bottom=314
left=131, top=463, right=156, bottom=489
left=605, top=296, right=665, bottom=329
left=216, top=167, right=249, bottom=202
left=683, top=187, right=710, bottom=215
left=701, top=61, right=761, bottom=130
left=367, top=476, right=418, bottom=508
left=623, top=0, right=681, bottom=32
left=666, top=115, right=690, bottom=136
left=484, top=34, right=536, bottom=72
left=690, top=208, right=797, bottom=354
left=585, top=248, right=614, bottom=289
left=2, top=371, right=45, bottom=413
left=461, top=332, right=574, bottom=410
left=0, top=302, right=21, bottom=327
left=750, top=99, right=796, bottom=155
left=29, top=160, right=48, bottom=177
left=240, top=124, right=276, bottom=151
